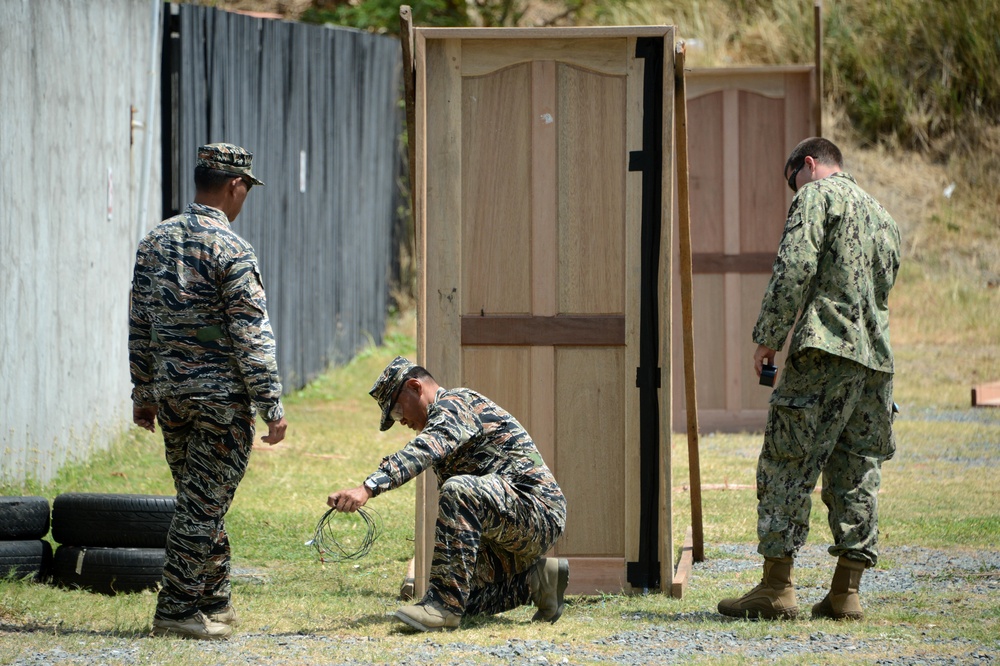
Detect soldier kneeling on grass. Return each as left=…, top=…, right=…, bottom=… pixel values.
left=327, top=356, right=568, bottom=632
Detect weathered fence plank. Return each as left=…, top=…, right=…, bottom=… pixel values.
left=167, top=5, right=403, bottom=391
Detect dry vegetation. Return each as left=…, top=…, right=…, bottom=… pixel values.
left=195, top=0, right=313, bottom=18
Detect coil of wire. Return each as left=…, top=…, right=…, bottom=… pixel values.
left=307, top=506, right=382, bottom=562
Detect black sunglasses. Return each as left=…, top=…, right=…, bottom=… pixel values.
left=388, top=382, right=404, bottom=420
left=787, top=162, right=804, bottom=193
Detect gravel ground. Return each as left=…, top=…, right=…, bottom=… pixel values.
left=901, top=408, right=1000, bottom=426
left=7, top=409, right=998, bottom=664
left=7, top=543, right=999, bottom=666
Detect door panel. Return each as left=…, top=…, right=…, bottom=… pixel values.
left=462, top=65, right=532, bottom=315
left=672, top=67, right=815, bottom=432
left=557, top=65, right=626, bottom=315
left=416, top=27, right=675, bottom=596
left=554, top=346, right=626, bottom=556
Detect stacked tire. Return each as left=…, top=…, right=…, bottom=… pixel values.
left=51, top=493, right=175, bottom=595
left=0, top=496, right=53, bottom=582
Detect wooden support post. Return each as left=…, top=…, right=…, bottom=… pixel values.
left=400, top=5, right=417, bottom=225
left=398, top=5, right=427, bottom=600
left=814, top=0, right=823, bottom=136
left=673, top=42, right=704, bottom=593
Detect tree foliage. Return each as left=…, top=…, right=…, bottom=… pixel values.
left=301, top=0, right=588, bottom=33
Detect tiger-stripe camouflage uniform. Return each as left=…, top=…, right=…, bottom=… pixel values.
left=752, top=169, right=900, bottom=567
left=129, top=143, right=283, bottom=630
left=364, top=358, right=566, bottom=621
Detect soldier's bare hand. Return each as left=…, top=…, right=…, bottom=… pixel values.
left=133, top=405, right=158, bottom=433
left=753, top=344, right=777, bottom=377
left=261, top=417, right=287, bottom=445
left=327, top=485, right=371, bottom=513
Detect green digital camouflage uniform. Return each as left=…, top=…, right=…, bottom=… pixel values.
left=129, top=145, right=282, bottom=621
left=365, top=359, right=566, bottom=616
left=753, top=171, right=900, bottom=567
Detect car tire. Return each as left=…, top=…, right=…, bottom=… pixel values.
left=0, top=539, right=53, bottom=581
left=51, top=493, right=175, bottom=548
left=51, top=545, right=165, bottom=595
left=0, top=496, right=51, bottom=540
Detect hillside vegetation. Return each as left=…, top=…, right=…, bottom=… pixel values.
left=200, top=0, right=1000, bottom=394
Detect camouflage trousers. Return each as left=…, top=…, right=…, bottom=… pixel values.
left=757, top=348, right=895, bottom=567
left=155, top=394, right=255, bottom=620
left=427, top=474, right=566, bottom=616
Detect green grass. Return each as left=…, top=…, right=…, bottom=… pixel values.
left=2, top=305, right=999, bottom=663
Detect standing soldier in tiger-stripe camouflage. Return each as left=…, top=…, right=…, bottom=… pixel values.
left=129, top=143, right=287, bottom=640
left=327, top=357, right=568, bottom=632
left=718, top=137, right=900, bottom=623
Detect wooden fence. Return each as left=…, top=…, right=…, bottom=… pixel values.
left=165, top=4, right=404, bottom=389
left=0, top=0, right=403, bottom=484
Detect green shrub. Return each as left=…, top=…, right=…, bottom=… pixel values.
left=301, top=0, right=548, bottom=33
left=825, top=0, right=1000, bottom=154
left=302, top=0, right=469, bottom=33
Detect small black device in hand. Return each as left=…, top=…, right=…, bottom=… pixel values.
left=759, top=363, right=777, bottom=387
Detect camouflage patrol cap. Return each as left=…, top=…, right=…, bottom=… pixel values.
left=370, top=355, right=418, bottom=431
left=197, top=142, right=265, bottom=186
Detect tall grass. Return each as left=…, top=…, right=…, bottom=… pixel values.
left=828, top=1, right=1000, bottom=152
left=586, top=0, right=1000, bottom=154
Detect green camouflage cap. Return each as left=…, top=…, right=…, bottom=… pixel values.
left=197, top=142, right=265, bottom=186
left=370, top=355, right=418, bottom=431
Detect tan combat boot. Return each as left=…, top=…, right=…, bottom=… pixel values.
left=206, top=605, right=239, bottom=628
left=151, top=611, right=233, bottom=640
left=528, top=558, right=569, bottom=623
left=812, top=556, right=866, bottom=620
left=394, top=600, right=462, bottom=632
left=718, top=556, right=798, bottom=620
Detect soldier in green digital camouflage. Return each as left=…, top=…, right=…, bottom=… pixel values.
left=327, top=356, right=568, bottom=632
left=129, top=143, right=287, bottom=640
left=718, top=137, right=900, bottom=622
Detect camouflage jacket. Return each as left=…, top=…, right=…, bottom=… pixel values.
left=128, top=203, right=284, bottom=421
left=753, top=172, right=900, bottom=373
left=366, top=387, right=566, bottom=524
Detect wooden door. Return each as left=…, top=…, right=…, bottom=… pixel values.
left=672, top=67, right=815, bottom=432
left=414, top=26, right=675, bottom=596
